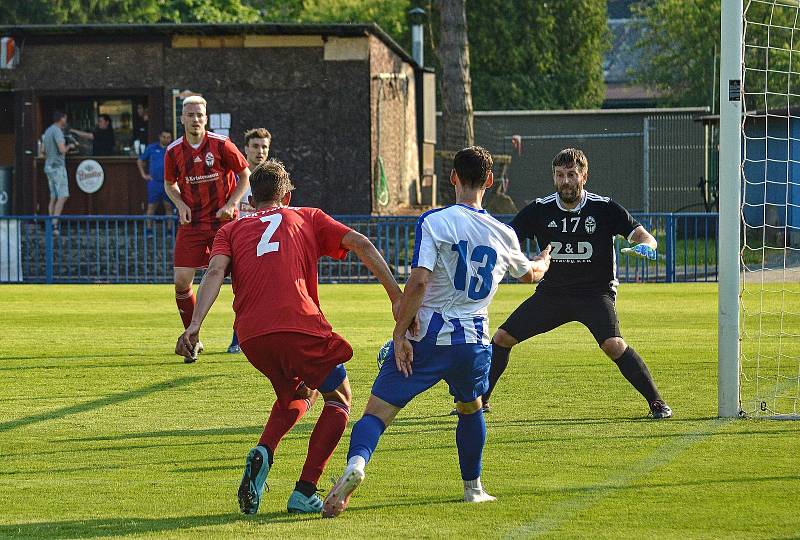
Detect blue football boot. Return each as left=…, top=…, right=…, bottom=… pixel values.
left=237, top=446, right=270, bottom=514
left=287, top=490, right=324, bottom=513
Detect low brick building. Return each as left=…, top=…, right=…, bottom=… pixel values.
left=0, top=24, right=436, bottom=215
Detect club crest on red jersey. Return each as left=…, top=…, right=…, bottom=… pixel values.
left=205, top=152, right=214, bottom=168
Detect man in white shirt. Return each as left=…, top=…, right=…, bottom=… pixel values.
left=322, top=146, right=552, bottom=518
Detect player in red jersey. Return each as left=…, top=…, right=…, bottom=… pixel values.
left=164, top=95, right=251, bottom=363
left=175, top=159, right=403, bottom=515
left=226, top=127, right=273, bottom=355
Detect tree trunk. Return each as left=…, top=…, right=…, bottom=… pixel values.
left=435, top=0, right=474, bottom=205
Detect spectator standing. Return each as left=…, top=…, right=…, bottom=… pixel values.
left=137, top=129, right=174, bottom=237
left=41, top=111, right=76, bottom=235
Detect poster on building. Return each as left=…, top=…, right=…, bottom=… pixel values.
left=75, top=160, right=104, bottom=193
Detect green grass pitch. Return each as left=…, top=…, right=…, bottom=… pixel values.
left=2, top=283, right=799, bottom=539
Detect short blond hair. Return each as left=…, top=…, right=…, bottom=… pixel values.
left=182, top=95, right=207, bottom=109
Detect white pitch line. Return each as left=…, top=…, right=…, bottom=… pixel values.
left=504, top=419, right=730, bottom=539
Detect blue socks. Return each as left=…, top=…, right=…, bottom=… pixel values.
left=348, top=409, right=486, bottom=481
left=456, top=409, right=486, bottom=481
left=347, top=414, right=386, bottom=464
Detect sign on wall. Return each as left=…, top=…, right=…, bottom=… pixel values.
left=76, top=160, right=105, bottom=194
left=1, top=37, right=16, bottom=69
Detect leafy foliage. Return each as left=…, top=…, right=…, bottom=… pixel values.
left=466, top=0, right=608, bottom=110
left=630, top=0, right=720, bottom=108
left=1, top=0, right=609, bottom=111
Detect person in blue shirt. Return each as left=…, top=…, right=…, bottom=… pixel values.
left=137, top=130, right=174, bottom=237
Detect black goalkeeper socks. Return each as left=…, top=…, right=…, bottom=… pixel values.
left=613, top=346, right=662, bottom=404
left=484, top=341, right=512, bottom=403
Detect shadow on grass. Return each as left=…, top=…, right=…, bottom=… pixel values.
left=65, top=423, right=315, bottom=443
left=524, top=473, right=800, bottom=496
left=0, top=511, right=317, bottom=539
left=0, top=376, right=208, bottom=433
left=0, top=348, right=244, bottom=368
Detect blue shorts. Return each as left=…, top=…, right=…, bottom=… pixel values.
left=371, top=340, right=491, bottom=408
left=146, top=179, right=170, bottom=204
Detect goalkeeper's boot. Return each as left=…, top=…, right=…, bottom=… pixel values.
left=287, top=489, right=324, bottom=514
left=649, top=400, right=673, bottom=419
left=464, top=487, right=497, bottom=503
left=183, top=341, right=203, bottom=364
left=322, top=465, right=365, bottom=518
left=237, top=446, right=270, bottom=514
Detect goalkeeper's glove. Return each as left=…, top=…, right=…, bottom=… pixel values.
left=621, top=243, right=657, bottom=260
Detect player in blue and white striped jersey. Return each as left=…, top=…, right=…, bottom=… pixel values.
left=322, top=146, right=552, bottom=518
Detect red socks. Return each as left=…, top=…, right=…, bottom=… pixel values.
left=175, top=288, right=195, bottom=329
left=300, top=401, right=350, bottom=485
left=258, top=397, right=313, bottom=453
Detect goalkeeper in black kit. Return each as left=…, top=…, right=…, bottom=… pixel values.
left=484, top=148, right=672, bottom=419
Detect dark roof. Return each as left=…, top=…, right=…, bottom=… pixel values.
left=0, top=23, right=418, bottom=67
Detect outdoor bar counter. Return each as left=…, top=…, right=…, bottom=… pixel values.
left=33, top=156, right=147, bottom=215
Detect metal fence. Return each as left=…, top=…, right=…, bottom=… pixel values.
left=0, top=213, right=718, bottom=285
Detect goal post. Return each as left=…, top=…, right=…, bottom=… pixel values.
left=723, top=0, right=800, bottom=418
left=719, top=0, right=743, bottom=418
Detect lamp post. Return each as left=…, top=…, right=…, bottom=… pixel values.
left=408, top=7, right=427, bottom=67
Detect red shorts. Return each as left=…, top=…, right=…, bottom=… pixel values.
left=240, top=332, right=353, bottom=407
left=173, top=226, right=219, bottom=268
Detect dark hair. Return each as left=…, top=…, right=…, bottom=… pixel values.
left=159, top=128, right=172, bottom=135
left=552, top=148, right=588, bottom=174
left=453, top=146, right=493, bottom=188
left=98, top=114, right=113, bottom=128
left=53, top=111, right=67, bottom=123
left=244, top=127, right=272, bottom=146
left=250, top=159, right=295, bottom=205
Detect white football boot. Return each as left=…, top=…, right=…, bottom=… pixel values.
left=464, top=478, right=496, bottom=503
left=322, top=465, right=365, bottom=518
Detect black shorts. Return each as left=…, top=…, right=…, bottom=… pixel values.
left=499, top=290, right=621, bottom=345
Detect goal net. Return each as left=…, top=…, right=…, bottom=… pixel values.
left=736, top=0, right=800, bottom=417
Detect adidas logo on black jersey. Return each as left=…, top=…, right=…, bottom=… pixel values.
left=548, top=220, right=558, bottom=228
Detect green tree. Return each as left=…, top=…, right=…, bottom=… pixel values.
left=0, top=0, right=260, bottom=25
left=466, top=0, right=608, bottom=110
left=159, top=0, right=259, bottom=23
left=631, top=0, right=720, bottom=108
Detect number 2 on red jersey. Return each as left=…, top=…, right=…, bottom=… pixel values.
left=257, top=214, right=282, bottom=256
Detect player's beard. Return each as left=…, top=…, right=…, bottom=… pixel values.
left=558, top=185, right=581, bottom=204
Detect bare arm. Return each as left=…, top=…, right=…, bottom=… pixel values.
left=391, top=267, right=431, bottom=377
left=137, top=159, right=151, bottom=180
left=340, top=230, right=402, bottom=305
left=164, top=181, right=191, bottom=224
left=629, top=226, right=657, bottom=249
left=175, top=254, right=229, bottom=357
left=56, top=141, right=73, bottom=155
left=517, top=244, right=552, bottom=283
left=216, top=167, right=251, bottom=220
left=70, top=128, right=94, bottom=140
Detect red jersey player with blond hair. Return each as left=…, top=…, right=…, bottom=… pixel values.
left=175, top=159, right=403, bottom=515
left=164, top=95, right=251, bottom=363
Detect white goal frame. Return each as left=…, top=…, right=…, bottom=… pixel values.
left=718, top=0, right=744, bottom=418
